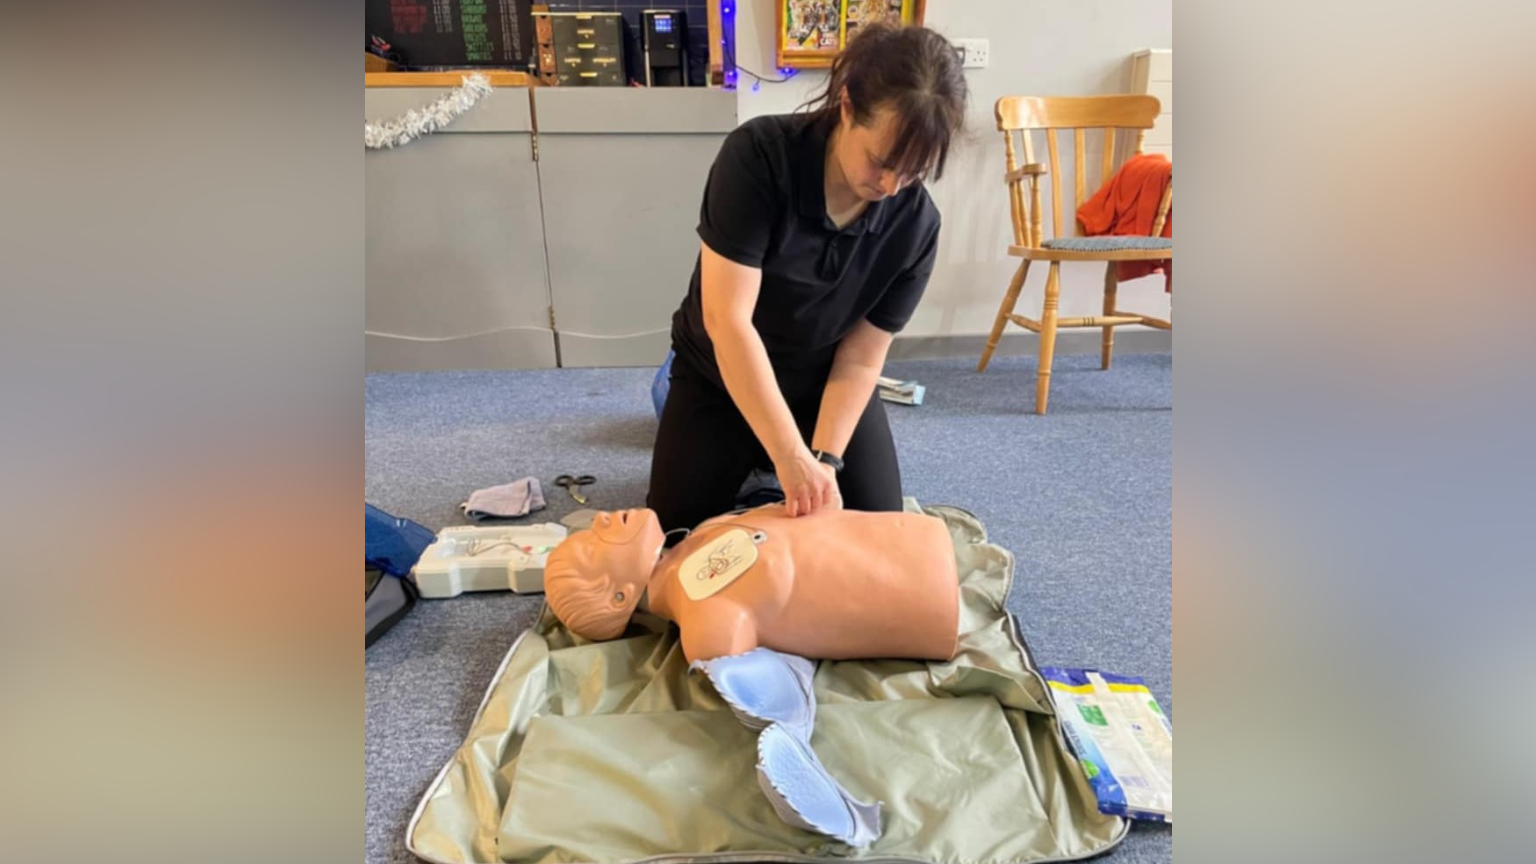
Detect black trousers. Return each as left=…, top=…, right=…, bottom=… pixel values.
left=646, top=353, right=904, bottom=533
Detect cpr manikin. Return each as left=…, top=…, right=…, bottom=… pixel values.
left=543, top=504, right=962, bottom=848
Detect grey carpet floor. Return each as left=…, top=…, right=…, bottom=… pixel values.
left=365, top=352, right=1173, bottom=864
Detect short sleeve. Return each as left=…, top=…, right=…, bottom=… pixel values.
left=696, top=125, right=781, bottom=268
left=866, top=219, right=939, bottom=334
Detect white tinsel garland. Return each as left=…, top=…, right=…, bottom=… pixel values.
left=365, top=74, right=493, bottom=150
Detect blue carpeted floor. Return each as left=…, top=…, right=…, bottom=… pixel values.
left=365, top=352, right=1173, bottom=864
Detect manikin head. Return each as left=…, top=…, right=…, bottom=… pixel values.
left=544, top=508, right=666, bottom=640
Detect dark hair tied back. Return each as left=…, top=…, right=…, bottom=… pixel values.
left=804, top=21, right=969, bottom=182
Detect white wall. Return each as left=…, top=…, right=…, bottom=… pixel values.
left=734, top=0, right=1173, bottom=338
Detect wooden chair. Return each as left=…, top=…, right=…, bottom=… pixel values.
left=977, top=95, right=1172, bottom=414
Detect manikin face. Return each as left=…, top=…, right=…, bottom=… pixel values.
left=832, top=96, right=919, bottom=203
left=589, top=508, right=666, bottom=557
left=560, top=509, right=667, bottom=629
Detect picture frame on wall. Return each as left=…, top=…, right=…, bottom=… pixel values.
left=776, top=0, right=926, bottom=69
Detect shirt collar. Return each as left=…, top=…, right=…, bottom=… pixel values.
left=796, top=113, right=890, bottom=236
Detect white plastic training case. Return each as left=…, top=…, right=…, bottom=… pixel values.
left=412, top=524, right=569, bottom=598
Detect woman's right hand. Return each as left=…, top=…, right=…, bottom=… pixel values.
left=774, top=445, right=841, bottom=518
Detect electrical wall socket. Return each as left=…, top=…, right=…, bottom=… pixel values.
left=955, top=38, right=989, bottom=69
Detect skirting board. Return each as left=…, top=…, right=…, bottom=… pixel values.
left=363, top=329, right=1170, bottom=371
left=887, top=328, right=1172, bottom=361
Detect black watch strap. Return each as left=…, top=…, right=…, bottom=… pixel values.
left=813, top=450, right=845, bottom=473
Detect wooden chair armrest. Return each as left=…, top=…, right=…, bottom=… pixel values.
left=1004, top=163, right=1048, bottom=184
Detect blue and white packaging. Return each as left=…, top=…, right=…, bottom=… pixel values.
left=1040, top=667, right=1173, bottom=823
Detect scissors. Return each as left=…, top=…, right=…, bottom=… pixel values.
left=555, top=473, right=596, bottom=505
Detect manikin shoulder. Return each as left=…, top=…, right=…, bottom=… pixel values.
left=680, top=600, right=758, bottom=663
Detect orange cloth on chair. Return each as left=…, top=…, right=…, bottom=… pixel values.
left=1076, top=153, right=1172, bottom=292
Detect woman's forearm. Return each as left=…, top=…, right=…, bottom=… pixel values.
left=709, top=318, right=806, bottom=463
left=811, top=362, right=882, bottom=457
left=812, top=319, right=895, bottom=456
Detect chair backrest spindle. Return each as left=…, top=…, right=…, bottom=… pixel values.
left=1073, top=128, right=1086, bottom=233
left=1150, top=178, right=1173, bottom=237
left=1101, top=127, right=1115, bottom=194
left=1046, top=130, right=1063, bottom=241
left=1020, top=129, right=1040, bottom=247
left=1002, top=131, right=1026, bottom=246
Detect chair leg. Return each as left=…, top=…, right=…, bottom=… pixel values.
left=1101, top=262, right=1119, bottom=370
left=979, top=260, right=1031, bottom=373
left=1036, top=262, right=1061, bottom=415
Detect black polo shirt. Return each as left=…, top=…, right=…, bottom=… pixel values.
left=670, top=112, right=941, bottom=393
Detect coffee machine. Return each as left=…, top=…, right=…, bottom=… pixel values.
left=641, top=9, right=690, bottom=87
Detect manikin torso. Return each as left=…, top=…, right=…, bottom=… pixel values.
left=644, top=505, right=960, bottom=663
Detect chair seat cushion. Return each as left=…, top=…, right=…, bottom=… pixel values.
left=1042, top=236, right=1173, bottom=252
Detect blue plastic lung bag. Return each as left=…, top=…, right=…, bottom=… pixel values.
left=691, top=647, right=817, bottom=738
left=757, top=723, right=881, bottom=848
left=691, top=647, right=881, bottom=847
left=365, top=503, right=436, bottom=577
left=651, top=350, right=674, bottom=419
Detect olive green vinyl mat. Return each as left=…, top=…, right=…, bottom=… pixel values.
left=406, top=503, right=1128, bottom=864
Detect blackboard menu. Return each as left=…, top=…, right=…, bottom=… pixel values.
left=367, top=0, right=533, bottom=68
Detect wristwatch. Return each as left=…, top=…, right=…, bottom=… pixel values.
left=813, top=450, right=845, bottom=473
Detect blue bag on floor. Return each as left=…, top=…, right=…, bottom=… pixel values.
left=651, top=350, right=674, bottom=419
left=366, top=503, right=436, bottom=577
